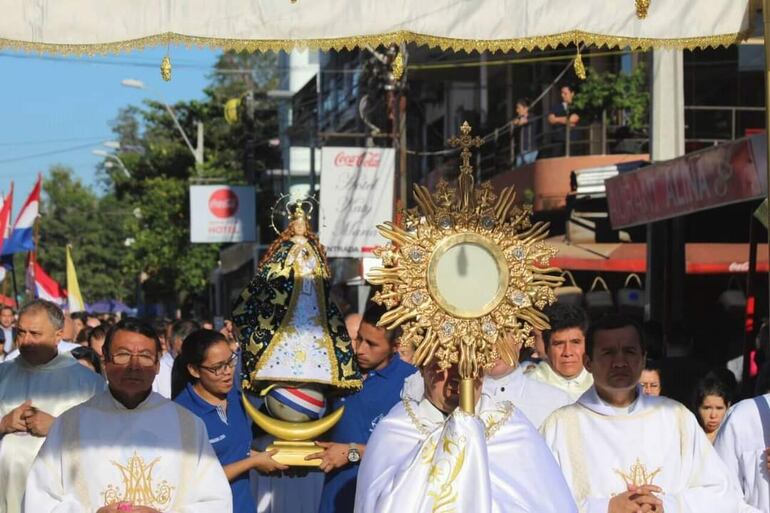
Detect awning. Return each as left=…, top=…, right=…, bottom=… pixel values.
left=549, top=238, right=769, bottom=274
left=0, top=0, right=751, bottom=54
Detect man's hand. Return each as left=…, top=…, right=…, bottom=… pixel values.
left=0, top=400, right=32, bottom=434
left=608, top=484, right=663, bottom=513
left=305, top=442, right=351, bottom=473
left=21, top=406, right=54, bottom=437
left=249, top=449, right=289, bottom=474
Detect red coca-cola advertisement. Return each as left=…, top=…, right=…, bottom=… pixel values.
left=208, top=188, right=239, bottom=218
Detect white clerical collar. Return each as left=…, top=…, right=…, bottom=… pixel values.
left=541, top=361, right=589, bottom=385
left=578, top=385, right=645, bottom=416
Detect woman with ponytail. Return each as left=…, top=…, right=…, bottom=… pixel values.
left=173, top=329, right=288, bottom=513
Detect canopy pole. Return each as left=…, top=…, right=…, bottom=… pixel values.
left=762, top=0, right=770, bottom=326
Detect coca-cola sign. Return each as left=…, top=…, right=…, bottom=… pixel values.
left=333, top=151, right=382, bottom=168
left=208, top=188, right=239, bottom=218
left=320, top=147, right=395, bottom=257
left=190, top=185, right=256, bottom=243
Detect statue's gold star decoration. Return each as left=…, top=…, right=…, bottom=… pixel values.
left=367, top=122, right=563, bottom=379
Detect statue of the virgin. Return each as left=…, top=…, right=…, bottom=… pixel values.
left=232, top=200, right=362, bottom=421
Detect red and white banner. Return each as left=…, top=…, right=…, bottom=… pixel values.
left=189, top=185, right=256, bottom=243
left=319, top=147, right=395, bottom=258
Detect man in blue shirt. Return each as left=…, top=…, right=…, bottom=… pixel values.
left=309, top=302, right=416, bottom=513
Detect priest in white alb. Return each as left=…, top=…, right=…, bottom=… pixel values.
left=526, top=303, right=593, bottom=400
left=484, top=331, right=572, bottom=428
left=0, top=300, right=103, bottom=513
left=23, top=319, right=231, bottom=513
left=541, top=315, right=744, bottom=513
left=354, top=360, right=577, bottom=513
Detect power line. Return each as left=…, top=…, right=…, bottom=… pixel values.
left=0, top=142, right=98, bottom=164
left=0, top=135, right=109, bottom=147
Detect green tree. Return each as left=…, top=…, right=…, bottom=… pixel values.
left=36, top=166, right=133, bottom=303
left=104, top=51, right=280, bottom=309
left=573, top=63, right=650, bottom=131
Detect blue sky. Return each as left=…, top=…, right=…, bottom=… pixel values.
left=0, top=46, right=220, bottom=214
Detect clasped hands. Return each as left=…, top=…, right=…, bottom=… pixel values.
left=608, top=484, right=664, bottom=513
left=0, top=400, right=54, bottom=437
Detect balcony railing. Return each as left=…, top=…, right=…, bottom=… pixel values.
left=464, top=105, right=765, bottom=180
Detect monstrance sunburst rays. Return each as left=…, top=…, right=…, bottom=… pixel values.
left=367, top=121, right=564, bottom=380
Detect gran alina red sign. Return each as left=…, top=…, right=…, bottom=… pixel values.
left=606, top=135, right=767, bottom=229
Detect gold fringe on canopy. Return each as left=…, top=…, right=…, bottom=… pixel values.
left=0, top=29, right=749, bottom=57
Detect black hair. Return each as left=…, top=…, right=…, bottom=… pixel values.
left=71, top=346, right=103, bottom=375
left=586, top=314, right=645, bottom=359
left=76, top=326, right=92, bottom=345
left=542, top=303, right=589, bottom=349
left=150, top=317, right=170, bottom=340
left=515, top=97, right=530, bottom=108
left=559, top=82, right=575, bottom=93
left=693, top=373, right=732, bottom=429
left=171, top=329, right=229, bottom=399
left=103, top=318, right=162, bottom=362
left=361, top=300, right=396, bottom=342
left=87, top=325, right=106, bottom=345
left=642, top=359, right=664, bottom=394
left=70, top=311, right=88, bottom=323
left=0, top=306, right=14, bottom=315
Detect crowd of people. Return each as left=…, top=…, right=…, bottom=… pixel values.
left=1, top=297, right=770, bottom=512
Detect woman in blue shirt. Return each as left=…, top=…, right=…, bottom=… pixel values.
left=172, top=329, right=288, bottom=513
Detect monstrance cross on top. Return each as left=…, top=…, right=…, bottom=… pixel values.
left=448, top=121, right=484, bottom=210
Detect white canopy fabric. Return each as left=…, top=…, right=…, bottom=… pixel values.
left=0, top=0, right=753, bottom=54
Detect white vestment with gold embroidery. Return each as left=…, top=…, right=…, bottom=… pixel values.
left=354, top=385, right=577, bottom=513
left=0, top=352, right=103, bottom=513
left=541, top=386, right=743, bottom=513
left=23, top=390, right=231, bottom=513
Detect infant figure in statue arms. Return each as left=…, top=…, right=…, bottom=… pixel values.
left=232, top=199, right=362, bottom=465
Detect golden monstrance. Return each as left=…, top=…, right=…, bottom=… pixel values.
left=368, top=121, right=564, bottom=413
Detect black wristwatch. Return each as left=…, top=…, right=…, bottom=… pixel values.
left=347, top=443, right=361, bottom=463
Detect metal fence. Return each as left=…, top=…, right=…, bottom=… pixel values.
left=470, top=105, right=765, bottom=180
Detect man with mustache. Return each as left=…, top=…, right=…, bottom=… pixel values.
left=528, top=303, right=594, bottom=400
left=23, top=318, right=231, bottom=513
left=354, top=352, right=577, bottom=513
left=0, top=300, right=103, bottom=513
left=541, top=315, right=744, bottom=513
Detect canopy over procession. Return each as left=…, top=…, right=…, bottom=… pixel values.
left=3, top=1, right=770, bottom=513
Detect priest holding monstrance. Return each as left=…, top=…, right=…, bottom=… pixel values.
left=355, top=122, right=577, bottom=513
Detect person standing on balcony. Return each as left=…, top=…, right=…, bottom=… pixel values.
left=547, top=84, right=580, bottom=157
left=513, top=98, right=539, bottom=165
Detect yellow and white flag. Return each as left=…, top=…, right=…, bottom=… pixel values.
left=66, top=244, right=85, bottom=313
